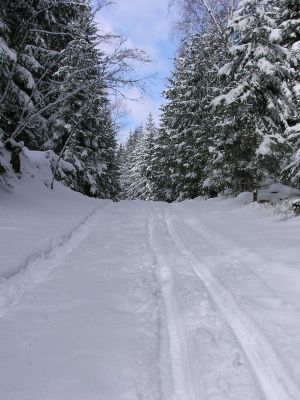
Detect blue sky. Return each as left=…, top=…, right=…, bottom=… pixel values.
left=95, top=0, right=178, bottom=141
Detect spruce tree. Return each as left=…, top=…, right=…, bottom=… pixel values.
left=152, top=0, right=234, bottom=201
left=119, top=127, right=143, bottom=199
left=212, top=0, right=293, bottom=194
left=154, top=31, right=227, bottom=200
left=126, top=114, right=157, bottom=200
left=44, top=0, right=118, bottom=198
left=0, top=0, right=48, bottom=148
left=280, top=0, right=300, bottom=187
left=0, top=0, right=144, bottom=198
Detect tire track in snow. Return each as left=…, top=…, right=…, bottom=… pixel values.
left=0, top=201, right=110, bottom=317
left=148, top=210, right=198, bottom=400
left=165, top=214, right=300, bottom=400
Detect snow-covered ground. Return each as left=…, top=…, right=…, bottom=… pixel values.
left=1, top=175, right=300, bottom=399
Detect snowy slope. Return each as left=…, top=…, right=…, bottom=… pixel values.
left=0, top=185, right=300, bottom=400
left=0, top=149, right=99, bottom=278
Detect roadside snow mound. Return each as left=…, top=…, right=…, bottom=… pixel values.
left=21, top=148, right=75, bottom=187
left=0, top=145, right=75, bottom=189
left=0, top=145, right=15, bottom=186
left=259, top=183, right=300, bottom=203
left=234, top=184, right=300, bottom=218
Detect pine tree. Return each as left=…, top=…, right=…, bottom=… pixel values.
left=129, top=114, right=157, bottom=200
left=139, top=114, right=157, bottom=199
left=119, top=127, right=143, bottom=199
left=44, top=0, right=118, bottom=198
left=0, top=0, right=144, bottom=198
left=152, top=40, right=204, bottom=202
left=151, top=101, right=177, bottom=202
left=211, top=0, right=294, bottom=194
left=153, top=30, right=228, bottom=200
left=280, top=0, right=300, bottom=187
left=0, top=0, right=48, bottom=148
left=152, top=0, right=234, bottom=201
left=119, top=118, right=157, bottom=201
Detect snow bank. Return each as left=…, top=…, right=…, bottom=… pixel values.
left=22, top=148, right=75, bottom=187
left=258, top=183, right=300, bottom=203
left=0, top=144, right=75, bottom=190
left=0, top=148, right=102, bottom=278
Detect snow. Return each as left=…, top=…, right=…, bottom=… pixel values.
left=291, top=40, right=300, bottom=56
left=211, top=83, right=247, bottom=106
left=0, top=148, right=91, bottom=278
left=218, top=62, right=233, bottom=76
left=258, top=183, right=300, bottom=203
left=1, top=182, right=300, bottom=399
left=269, top=29, right=282, bottom=43
left=257, top=58, right=275, bottom=75
left=0, top=37, right=17, bottom=61
left=256, top=135, right=272, bottom=155
left=16, top=64, right=35, bottom=90
left=293, top=83, right=300, bottom=97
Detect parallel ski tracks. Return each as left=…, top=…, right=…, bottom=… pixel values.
left=165, top=212, right=300, bottom=400
left=148, top=210, right=198, bottom=400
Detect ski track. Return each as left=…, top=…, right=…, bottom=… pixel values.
left=165, top=213, right=300, bottom=400
left=0, top=201, right=110, bottom=317
left=148, top=209, right=197, bottom=400
left=181, top=217, right=300, bottom=315
left=1, top=199, right=299, bottom=400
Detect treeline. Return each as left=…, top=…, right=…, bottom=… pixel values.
left=0, top=0, right=146, bottom=198
left=120, top=0, right=300, bottom=201
left=118, top=114, right=157, bottom=200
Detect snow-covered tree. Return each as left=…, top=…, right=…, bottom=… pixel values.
left=211, top=0, right=294, bottom=194
left=153, top=2, right=230, bottom=201
left=0, top=0, right=48, bottom=148
left=0, top=0, right=147, bottom=198
left=45, top=1, right=117, bottom=197
left=118, top=116, right=157, bottom=200
left=131, top=114, right=157, bottom=200
left=279, top=0, right=300, bottom=187
left=119, top=127, right=143, bottom=199
left=154, top=38, right=208, bottom=201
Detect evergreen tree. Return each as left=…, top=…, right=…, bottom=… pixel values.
left=0, top=0, right=147, bottom=198
left=48, top=0, right=118, bottom=198
left=0, top=0, right=48, bottom=148
left=119, top=127, right=143, bottom=199
left=153, top=33, right=228, bottom=200
left=142, top=113, right=157, bottom=199
left=118, top=117, right=157, bottom=201
left=152, top=0, right=234, bottom=201
left=211, top=0, right=293, bottom=194
left=154, top=43, right=198, bottom=201
left=280, top=0, right=300, bottom=186
left=127, top=114, right=157, bottom=200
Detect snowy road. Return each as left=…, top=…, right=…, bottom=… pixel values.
left=1, top=197, right=300, bottom=400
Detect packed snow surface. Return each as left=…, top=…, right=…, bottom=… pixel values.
left=1, top=181, right=300, bottom=400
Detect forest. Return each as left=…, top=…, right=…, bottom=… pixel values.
left=1, top=2, right=300, bottom=399
left=1, top=0, right=299, bottom=202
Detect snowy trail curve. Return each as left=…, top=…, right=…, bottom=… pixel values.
left=0, top=201, right=110, bottom=317
left=166, top=214, right=300, bottom=400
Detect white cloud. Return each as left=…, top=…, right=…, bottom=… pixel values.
left=95, top=0, right=177, bottom=141
left=125, top=88, right=162, bottom=123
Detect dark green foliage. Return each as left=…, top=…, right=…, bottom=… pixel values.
left=279, top=0, right=300, bottom=186
left=0, top=0, right=119, bottom=198
left=119, top=115, right=158, bottom=200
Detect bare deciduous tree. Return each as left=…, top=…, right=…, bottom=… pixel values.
left=169, top=0, right=237, bottom=38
